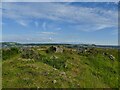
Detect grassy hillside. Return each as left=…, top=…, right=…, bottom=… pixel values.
left=2, top=46, right=119, bottom=88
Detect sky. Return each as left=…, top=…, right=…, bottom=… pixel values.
left=1, top=2, right=118, bottom=45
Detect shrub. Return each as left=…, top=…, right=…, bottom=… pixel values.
left=2, top=47, right=19, bottom=60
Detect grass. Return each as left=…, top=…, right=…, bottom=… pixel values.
left=2, top=46, right=119, bottom=88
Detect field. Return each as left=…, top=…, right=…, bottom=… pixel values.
left=2, top=44, right=120, bottom=88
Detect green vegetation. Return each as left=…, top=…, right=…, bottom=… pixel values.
left=2, top=45, right=119, bottom=88
left=2, top=47, right=19, bottom=60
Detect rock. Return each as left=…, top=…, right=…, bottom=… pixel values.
left=23, top=78, right=29, bottom=81
left=53, top=68, right=57, bottom=71
left=103, top=52, right=108, bottom=56
left=109, top=55, right=115, bottom=61
left=77, top=48, right=84, bottom=53
left=77, top=84, right=80, bottom=86
left=53, top=55, right=58, bottom=59
left=52, top=80, right=57, bottom=84
left=65, top=64, right=67, bottom=68
left=42, top=71, right=49, bottom=76
left=85, top=49, right=88, bottom=52
left=60, top=72, right=66, bottom=76
left=49, top=46, right=63, bottom=53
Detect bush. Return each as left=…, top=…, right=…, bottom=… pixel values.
left=2, top=47, right=19, bottom=60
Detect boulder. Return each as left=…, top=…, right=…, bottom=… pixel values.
left=52, top=80, right=57, bottom=84
left=103, top=52, right=108, bottom=56
left=48, top=46, right=63, bottom=53
left=59, top=72, right=66, bottom=77
left=109, top=55, right=115, bottom=61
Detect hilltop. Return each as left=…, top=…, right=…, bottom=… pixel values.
left=2, top=42, right=119, bottom=88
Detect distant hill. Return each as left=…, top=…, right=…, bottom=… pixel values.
left=1, top=42, right=22, bottom=48
left=1, top=42, right=119, bottom=49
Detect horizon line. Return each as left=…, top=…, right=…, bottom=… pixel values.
left=1, top=41, right=118, bottom=46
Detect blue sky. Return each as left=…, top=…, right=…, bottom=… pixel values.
left=2, top=2, right=118, bottom=45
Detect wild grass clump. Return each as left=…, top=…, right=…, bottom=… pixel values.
left=41, top=56, right=66, bottom=70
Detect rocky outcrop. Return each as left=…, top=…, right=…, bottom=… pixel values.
left=48, top=46, right=63, bottom=53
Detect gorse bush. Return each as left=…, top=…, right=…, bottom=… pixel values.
left=2, top=47, right=19, bottom=60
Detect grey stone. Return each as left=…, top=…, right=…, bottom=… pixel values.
left=52, top=80, right=57, bottom=84
left=109, top=55, right=115, bottom=61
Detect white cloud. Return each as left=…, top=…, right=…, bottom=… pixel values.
left=2, top=0, right=120, bottom=2
left=42, top=22, right=47, bottom=30
left=114, top=1, right=119, bottom=5
left=2, top=34, right=55, bottom=43
left=41, top=31, right=57, bottom=35
left=18, top=20, right=28, bottom=27
left=48, top=37, right=53, bottom=41
left=2, top=2, right=118, bottom=32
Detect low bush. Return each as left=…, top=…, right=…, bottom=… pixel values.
left=2, top=47, right=19, bottom=60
